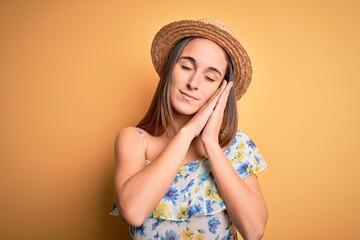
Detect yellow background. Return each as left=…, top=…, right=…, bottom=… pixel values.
left=1, top=0, right=359, bottom=239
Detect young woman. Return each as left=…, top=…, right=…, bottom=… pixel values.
left=111, top=19, right=268, bottom=240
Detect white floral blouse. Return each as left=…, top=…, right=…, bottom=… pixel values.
left=111, top=130, right=268, bottom=239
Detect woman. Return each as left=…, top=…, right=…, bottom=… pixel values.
left=111, top=19, right=268, bottom=240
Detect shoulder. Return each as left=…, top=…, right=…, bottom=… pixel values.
left=115, top=127, right=147, bottom=160
left=115, top=126, right=141, bottom=144
left=233, top=129, right=258, bottom=148
left=227, top=129, right=268, bottom=178
left=226, top=129, right=261, bottom=155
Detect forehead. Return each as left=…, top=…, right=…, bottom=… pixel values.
left=179, top=38, right=228, bottom=71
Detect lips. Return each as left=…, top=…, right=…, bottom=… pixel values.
left=180, top=91, right=199, bottom=101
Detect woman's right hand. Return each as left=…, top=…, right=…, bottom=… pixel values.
left=184, top=80, right=227, bottom=138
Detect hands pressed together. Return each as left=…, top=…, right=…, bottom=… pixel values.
left=185, top=80, right=234, bottom=145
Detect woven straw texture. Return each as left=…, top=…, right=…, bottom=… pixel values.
left=151, top=19, right=252, bottom=100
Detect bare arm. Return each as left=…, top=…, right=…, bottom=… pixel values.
left=114, top=81, right=228, bottom=227
left=202, top=142, right=268, bottom=240
left=201, top=82, right=268, bottom=239
left=114, top=126, right=193, bottom=227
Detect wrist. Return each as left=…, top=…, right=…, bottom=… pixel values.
left=201, top=137, right=221, bottom=150
left=179, top=126, right=196, bottom=141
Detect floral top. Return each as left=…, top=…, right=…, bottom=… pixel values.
left=111, top=130, right=268, bottom=239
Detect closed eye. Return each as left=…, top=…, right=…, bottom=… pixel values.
left=181, top=65, right=193, bottom=71
left=205, top=76, right=215, bottom=81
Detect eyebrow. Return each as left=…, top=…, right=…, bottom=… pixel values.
left=178, top=56, right=223, bottom=77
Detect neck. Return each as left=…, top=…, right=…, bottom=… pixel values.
left=165, top=112, right=193, bottom=138
left=164, top=111, right=206, bottom=159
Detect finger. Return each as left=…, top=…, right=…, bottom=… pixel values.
left=223, top=80, right=234, bottom=94
left=214, top=81, right=233, bottom=113
left=203, top=84, right=232, bottom=133
left=218, top=81, right=233, bottom=101
left=207, top=80, right=226, bottom=102
left=209, top=80, right=232, bottom=110
left=219, top=79, right=227, bottom=94
left=201, top=80, right=227, bottom=113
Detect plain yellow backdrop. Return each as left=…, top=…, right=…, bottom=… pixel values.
left=1, top=0, right=359, bottom=239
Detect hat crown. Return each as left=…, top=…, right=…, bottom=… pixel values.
left=151, top=19, right=252, bottom=100
left=197, top=19, right=237, bottom=37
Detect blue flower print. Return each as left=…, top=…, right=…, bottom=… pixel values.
left=112, top=201, right=117, bottom=211
left=164, top=187, right=179, bottom=203
left=179, top=194, right=187, bottom=203
left=160, top=229, right=180, bottom=240
left=126, top=129, right=268, bottom=239
left=221, top=231, right=233, bottom=240
left=188, top=161, right=200, bottom=172
left=206, top=200, right=214, bottom=213
left=246, top=139, right=257, bottom=149
left=173, top=174, right=180, bottom=184
left=208, top=217, right=221, bottom=234
left=231, top=134, right=238, bottom=145
left=132, top=224, right=146, bottom=236
left=198, top=171, right=209, bottom=183
left=181, top=179, right=195, bottom=193
left=189, top=203, right=203, bottom=217
left=152, top=219, right=165, bottom=230
left=254, top=154, right=262, bottom=164
left=224, top=147, right=231, bottom=156
left=236, top=162, right=249, bottom=176
left=184, top=173, right=190, bottom=180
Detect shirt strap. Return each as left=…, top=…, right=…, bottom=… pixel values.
left=135, top=127, right=147, bottom=152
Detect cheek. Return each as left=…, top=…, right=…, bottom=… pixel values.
left=170, top=71, right=182, bottom=90
left=204, top=84, right=221, bottom=98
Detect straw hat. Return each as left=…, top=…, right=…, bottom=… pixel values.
left=151, top=19, right=252, bottom=100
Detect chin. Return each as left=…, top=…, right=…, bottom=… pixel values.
left=173, top=104, right=199, bottom=116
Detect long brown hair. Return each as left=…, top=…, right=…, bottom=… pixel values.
left=137, top=37, right=238, bottom=148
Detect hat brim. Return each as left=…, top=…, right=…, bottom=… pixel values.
left=151, top=19, right=252, bottom=100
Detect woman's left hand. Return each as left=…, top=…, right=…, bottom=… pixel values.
left=200, top=80, right=233, bottom=145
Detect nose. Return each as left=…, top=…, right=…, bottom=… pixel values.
left=186, top=72, right=200, bottom=90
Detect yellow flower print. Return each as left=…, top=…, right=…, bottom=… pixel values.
left=238, top=142, right=245, bottom=150
left=178, top=165, right=186, bottom=176
left=213, top=190, right=223, bottom=203
left=191, top=187, right=200, bottom=194
left=153, top=202, right=171, bottom=219
left=247, top=162, right=260, bottom=175
left=205, top=185, right=214, bottom=200
left=181, top=229, right=194, bottom=240
left=231, top=143, right=245, bottom=163
left=195, top=233, right=205, bottom=240
left=235, top=151, right=244, bottom=161
left=176, top=206, right=188, bottom=219
left=247, top=165, right=255, bottom=175
left=254, top=160, right=260, bottom=170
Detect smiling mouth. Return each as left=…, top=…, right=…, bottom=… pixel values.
left=180, top=91, right=198, bottom=101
